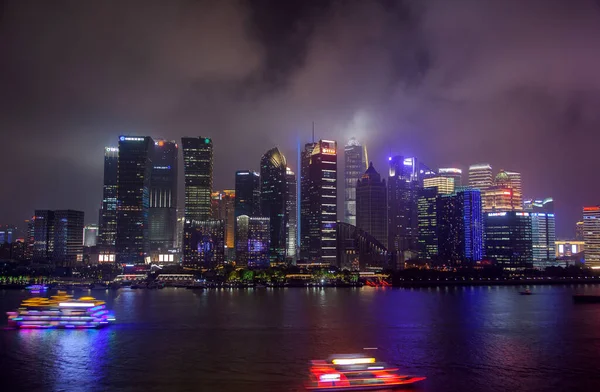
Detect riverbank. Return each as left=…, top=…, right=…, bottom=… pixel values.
left=394, top=276, right=600, bottom=288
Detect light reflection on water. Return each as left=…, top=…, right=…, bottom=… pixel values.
left=2, top=286, right=600, bottom=392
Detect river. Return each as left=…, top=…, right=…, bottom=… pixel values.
left=2, top=285, right=600, bottom=391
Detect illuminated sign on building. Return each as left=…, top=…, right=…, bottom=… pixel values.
left=488, top=212, right=507, bottom=217
left=516, top=212, right=529, bottom=216
left=322, top=148, right=336, bottom=155
left=105, top=147, right=118, bottom=153
left=154, top=166, right=171, bottom=170
left=119, top=136, right=145, bottom=142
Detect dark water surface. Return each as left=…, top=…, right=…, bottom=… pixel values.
left=2, top=285, right=600, bottom=392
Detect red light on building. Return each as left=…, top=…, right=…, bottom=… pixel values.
left=584, top=206, right=600, bottom=212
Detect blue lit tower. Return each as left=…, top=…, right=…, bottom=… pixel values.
left=260, top=147, right=288, bottom=264
left=116, top=136, right=154, bottom=264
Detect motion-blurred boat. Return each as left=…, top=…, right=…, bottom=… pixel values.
left=519, top=289, right=533, bottom=295
left=6, top=291, right=115, bottom=329
left=305, top=354, right=425, bottom=391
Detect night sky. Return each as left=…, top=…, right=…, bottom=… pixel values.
left=1, top=0, right=599, bottom=238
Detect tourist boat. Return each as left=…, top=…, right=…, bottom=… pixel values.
left=6, top=292, right=115, bottom=329
left=519, top=289, right=533, bottom=295
left=25, top=284, right=48, bottom=293
left=305, top=354, right=425, bottom=391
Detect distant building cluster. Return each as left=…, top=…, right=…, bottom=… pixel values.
left=3, top=134, right=600, bottom=272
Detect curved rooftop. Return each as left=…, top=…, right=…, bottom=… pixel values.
left=261, top=147, right=287, bottom=169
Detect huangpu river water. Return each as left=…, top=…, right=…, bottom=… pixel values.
left=2, top=285, right=600, bottom=392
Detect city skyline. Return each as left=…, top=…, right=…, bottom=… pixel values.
left=4, top=1, right=600, bottom=238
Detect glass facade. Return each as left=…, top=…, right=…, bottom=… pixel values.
left=417, top=187, right=438, bottom=260
left=149, top=140, right=178, bottom=251
left=484, top=211, right=532, bottom=269
left=285, top=167, right=297, bottom=261
left=116, top=136, right=154, bottom=264
left=356, top=162, right=387, bottom=247
left=260, top=148, right=288, bottom=264
left=53, top=210, right=84, bottom=267
left=99, top=146, right=118, bottom=248
left=583, top=206, right=600, bottom=268
left=183, top=219, right=224, bottom=269
left=181, top=137, right=213, bottom=222
left=344, top=138, right=367, bottom=226
left=236, top=215, right=270, bottom=268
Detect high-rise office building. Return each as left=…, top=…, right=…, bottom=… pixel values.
left=356, top=162, right=387, bottom=247
left=430, top=189, right=484, bottom=266
left=183, top=219, right=225, bottom=269
left=149, top=140, right=178, bottom=251
left=482, top=170, right=523, bottom=212
left=33, top=210, right=54, bottom=262
left=181, top=137, right=213, bottom=221
left=484, top=211, right=532, bottom=269
left=336, top=222, right=388, bottom=271
left=300, top=141, right=317, bottom=259
left=423, top=176, right=455, bottom=195
left=260, top=147, right=288, bottom=263
left=344, top=137, right=367, bottom=226
left=438, top=168, right=462, bottom=187
left=234, top=171, right=260, bottom=218
left=531, top=212, right=556, bottom=267
left=417, top=187, right=439, bottom=261
left=505, top=171, right=522, bottom=204
left=83, top=224, right=98, bottom=247
left=285, top=167, right=297, bottom=261
left=98, top=146, right=118, bottom=248
left=236, top=215, right=270, bottom=268
left=583, top=206, right=600, bottom=268
left=468, top=163, right=493, bottom=190
left=576, top=221, right=584, bottom=241
left=306, top=140, right=338, bottom=264
left=387, top=156, right=421, bottom=264
left=53, top=210, right=84, bottom=267
left=115, top=135, right=154, bottom=264
left=211, top=190, right=235, bottom=252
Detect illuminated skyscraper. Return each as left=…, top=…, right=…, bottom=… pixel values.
left=83, top=224, right=98, bottom=247
left=234, top=171, right=260, bottom=218
left=116, top=136, right=154, bottom=264
left=583, top=206, right=600, bottom=268
left=437, top=189, right=484, bottom=265
left=344, top=137, right=367, bottom=226
left=484, top=211, right=532, bottom=269
left=356, top=162, right=387, bottom=247
left=387, top=156, right=420, bottom=265
left=183, top=219, right=224, bottom=269
left=33, top=210, right=54, bottom=262
left=417, top=188, right=438, bottom=261
left=482, top=171, right=523, bottom=212
left=0, top=225, right=16, bottom=244
left=300, top=141, right=316, bottom=259
left=53, top=210, right=85, bottom=267
left=576, top=221, right=584, bottom=241
left=468, top=163, right=493, bottom=190
left=285, top=167, right=297, bottom=261
left=531, top=212, right=556, bottom=267
left=423, top=176, right=455, bottom=195
left=181, top=137, right=213, bottom=221
left=307, top=140, right=338, bottom=264
left=236, top=215, right=270, bottom=268
left=149, top=140, right=178, bottom=251
left=98, top=146, right=118, bottom=248
left=505, top=171, right=522, bottom=203
left=438, top=168, right=462, bottom=187
left=260, top=147, right=288, bottom=264
left=211, top=190, right=235, bottom=254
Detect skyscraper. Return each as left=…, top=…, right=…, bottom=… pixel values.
left=344, top=137, right=367, bottom=226
left=482, top=170, right=523, bottom=212
left=149, top=140, right=178, bottom=251
left=211, top=190, right=235, bottom=253
left=307, top=140, right=338, bottom=264
left=234, top=171, right=260, bottom=218
left=356, top=162, right=387, bottom=247
left=183, top=219, right=225, bottom=269
left=98, top=146, right=118, bottom=248
left=505, top=171, right=522, bottom=204
left=387, top=156, right=421, bottom=264
left=236, top=215, right=270, bottom=268
left=468, top=163, right=493, bottom=190
left=438, top=168, right=462, bottom=187
left=181, top=137, right=213, bottom=221
left=423, top=176, right=455, bottom=195
left=33, top=210, right=54, bottom=262
left=583, top=206, right=600, bottom=268
left=531, top=212, right=556, bottom=267
left=436, top=189, right=484, bottom=265
left=300, top=141, right=316, bottom=259
left=115, top=135, right=154, bottom=264
left=53, top=210, right=84, bottom=267
left=576, top=221, right=584, bottom=241
left=417, top=187, right=438, bottom=261
left=260, top=147, right=288, bottom=264
left=484, top=211, right=532, bottom=269
left=83, top=224, right=98, bottom=247
left=285, top=167, right=297, bottom=261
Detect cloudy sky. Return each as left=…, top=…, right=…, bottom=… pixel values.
left=1, top=0, right=600, bottom=237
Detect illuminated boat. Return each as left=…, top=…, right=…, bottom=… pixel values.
left=25, top=284, right=48, bottom=293
left=305, top=354, right=425, bottom=391
left=6, top=291, right=115, bottom=329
